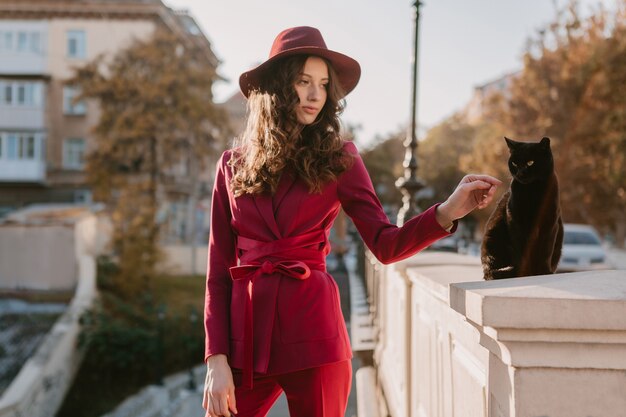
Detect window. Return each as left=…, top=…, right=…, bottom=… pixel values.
left=6, top=134, right=18, bottom=159
left=30, top=32, right=41, bottom=53
left=17, top=83, right=35, bottom=105
left=0, top=132, right=43, bottom=161
left=67, top=30, right=86, bottom=59
left=3, top=32, right=13, bottom=51
left=63, top=138, right=85, bottom=169
left=17, top=32, right=28, bottom=52
left=74, top=189, right=92, bottom=204
left=63, top=86, right=86, bottom=115
left=22, top=135, right=35, bottom=159
left=0, top=82, right=41, bottom=107
left=17, top=84, right=25, bottom=104
left=3, top=84, right=12, bottom=105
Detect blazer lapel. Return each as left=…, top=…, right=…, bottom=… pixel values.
left=274, top=169, right=296, bottom=213
left=254, top=193, right=282, bottom=239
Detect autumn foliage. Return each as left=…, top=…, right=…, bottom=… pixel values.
left=415, top=1, right=626, bottom=246
left=71, top=29, right=229, bottom=295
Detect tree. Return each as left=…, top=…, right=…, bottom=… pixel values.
left=71, top=29, right=230, bottom=295
left=462, top=0, right=626, bottom=247
left=360, top=130, right=406, bottom=213
left=418, top=115, right=480, bottom=205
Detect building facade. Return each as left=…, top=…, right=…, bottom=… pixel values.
left=0, top=0, right=222, bottom=243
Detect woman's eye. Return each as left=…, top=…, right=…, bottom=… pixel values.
left=298, top=79, right=309, bottom=86
left=527, top=160, right=534, bottom=166
left=321, top=84, right=328, bottom=89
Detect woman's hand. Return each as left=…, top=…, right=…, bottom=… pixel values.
left=436, top=174, right=502, bottom=228
left=203, top=354, right=237, bottom=417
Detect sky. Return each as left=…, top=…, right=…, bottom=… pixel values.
left=164, top=0, right=615, bottom=148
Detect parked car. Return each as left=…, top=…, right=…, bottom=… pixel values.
left=558, top=224, right=612, bottom=272
left=428, top=235, right=459, bottom=253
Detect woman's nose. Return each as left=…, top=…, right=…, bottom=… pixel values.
left=308, top=85, right=322, bottom=101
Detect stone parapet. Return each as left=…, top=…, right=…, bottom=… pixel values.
left=0, top=213, right=100, bottom=417
left=450, top=270, right=626, bottom=417
left=361, top=251, right=626, bottom=417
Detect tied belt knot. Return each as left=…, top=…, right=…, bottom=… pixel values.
left=230, top=259, right=312, bottom=281
left=228, top=230, right=328, bottom=389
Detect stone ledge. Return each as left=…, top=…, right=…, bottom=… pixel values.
left=450, top=270, right=626, bottom=331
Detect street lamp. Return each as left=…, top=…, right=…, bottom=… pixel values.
left=396, top=0, right=425, bottom=226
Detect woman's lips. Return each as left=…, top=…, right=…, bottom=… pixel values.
left=302, top=106, right=318, bottom=114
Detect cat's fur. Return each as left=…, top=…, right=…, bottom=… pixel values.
left=481, top=137, right=564, bottom=280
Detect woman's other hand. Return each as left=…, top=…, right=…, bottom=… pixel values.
left=436, top=174, right=502, bottom=228
left=203, top=354, right=237, bottom=417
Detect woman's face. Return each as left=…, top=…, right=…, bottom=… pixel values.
left=293, top=56, right=328, bottom=125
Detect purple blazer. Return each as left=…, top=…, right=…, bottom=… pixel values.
left=204, top=141, right=453, bottom=387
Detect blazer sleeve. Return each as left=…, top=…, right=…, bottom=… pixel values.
left=204, top=151, right=237, bottom=362
left=337, top=141, right=456, bottom=265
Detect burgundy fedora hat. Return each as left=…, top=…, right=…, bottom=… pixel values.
left=239, top=26, right=361, bottom=98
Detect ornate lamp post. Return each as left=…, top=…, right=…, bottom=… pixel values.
left=396, top=0, right=425, bottom=226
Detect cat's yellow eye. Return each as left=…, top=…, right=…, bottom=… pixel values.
left=511, top=162, right=517, bottom=167
left=527, top=160, right=534, bottom=166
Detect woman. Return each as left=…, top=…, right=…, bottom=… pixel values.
left=203, top=26, right=500, bottom=417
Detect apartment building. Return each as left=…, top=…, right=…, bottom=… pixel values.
left=463, top=72, right=517, bottom=125
left=0, top=0, right=220, bottom=234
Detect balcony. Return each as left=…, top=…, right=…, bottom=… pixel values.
left=0, top=159, right=46, bottom=183
left=0, top=23, right=48, bottom=76
left=0, top=106, right=45, bottom=130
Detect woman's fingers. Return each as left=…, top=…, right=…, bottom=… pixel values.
left=464, top=174, right=502, bottom=187
left=228, top=386, right=238, bottom=415
left=219, top=393, right=232, bottom=417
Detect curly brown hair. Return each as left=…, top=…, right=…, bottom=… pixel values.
left=228, top=55, right=354, bottom=197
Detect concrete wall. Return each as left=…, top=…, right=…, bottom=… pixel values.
left=360, top=252, right=626, bottom=417
left=373, top=253, right=489, bottom=417
left=450, top=270, right=626, bottom=417
left=0, top=213, right=100, bottom=417
left=161, top=244, right=208, bottom=276
left=0, top=224, right=76, bottom=290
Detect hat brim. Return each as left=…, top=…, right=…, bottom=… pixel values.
left=239, top=46, right=361, bottom=98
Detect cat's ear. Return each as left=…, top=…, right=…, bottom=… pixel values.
left=540, top=137, right=551, bottom=148
left=504, top=137, right=517, bottom=150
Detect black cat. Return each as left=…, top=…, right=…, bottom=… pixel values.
left=481, top=137, right=564, bottom=280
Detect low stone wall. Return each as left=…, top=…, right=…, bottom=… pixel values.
left=375, top=253, right=488, bottom=417
left=0, top=214, right=101, bottom=417
left=161, top=244, right=208, bottom=275
left=0, top=224, right=76, bottom=290
left=451, top=269, right=626, bottom=417
left=360, top=251, right=626, bottom=417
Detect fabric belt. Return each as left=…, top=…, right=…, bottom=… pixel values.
left=228, top=229, right=328, bottom=389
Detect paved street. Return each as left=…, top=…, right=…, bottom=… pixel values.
left=607, top=248, right=626, bottom=269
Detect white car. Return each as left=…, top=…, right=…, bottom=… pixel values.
left=558, top=224, right=612, bottom=272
